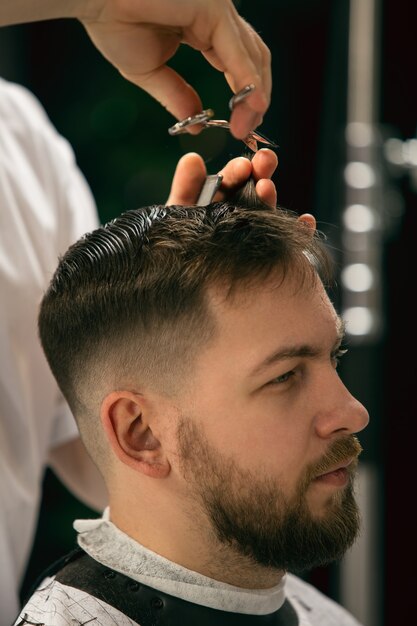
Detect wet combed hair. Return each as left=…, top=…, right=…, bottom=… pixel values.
left=39, top=183, right=332, bottom=464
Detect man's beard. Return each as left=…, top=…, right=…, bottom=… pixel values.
left=177, top=419, right=362, bottom=573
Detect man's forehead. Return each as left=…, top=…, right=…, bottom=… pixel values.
left=207, top=268, right=325, bottom=314
left=205, top=271, right=339, bottom=348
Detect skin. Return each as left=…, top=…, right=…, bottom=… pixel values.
left=0, top=0, right=271, bottom=138
left=101, top=269, right=369, bottom=589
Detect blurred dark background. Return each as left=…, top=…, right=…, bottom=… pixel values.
left=1, top=1, right=416, bottom=624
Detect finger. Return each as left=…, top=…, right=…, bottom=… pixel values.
left=218, top=156, right=252, bottom=189
left=213, top=156, right=252, bottom=201
left=226, top=20, right=271, bottom=138
left=253, top=24, right=272, bottom=112
left=166, top=152, right=207, bottom=205
left=297, top=213, right=317, bottom=232
left=255, top=179, right=277, bottom=208
left=242, top=18, right=272, bottom=103
left=123, top=64, right=203, bottom=132
left=214, top=152, right=278, bottom=203
left=205, top=16, right=262, bottom=84
left=203, top=46, right=263, bottom=132
left=251, top=149, right=278, bottom=182
left=201, top=14, right=270, bottom=138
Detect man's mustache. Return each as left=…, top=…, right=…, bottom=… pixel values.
left=305, top=435, right=363, bottom=484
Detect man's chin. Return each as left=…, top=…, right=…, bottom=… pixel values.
left=305, top=486, right=349, bottom=519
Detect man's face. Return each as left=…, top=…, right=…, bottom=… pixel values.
left=174, top=270, right=369, bottom=573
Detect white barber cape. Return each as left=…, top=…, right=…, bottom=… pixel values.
left=14, top=510, right=363, bottom=626
left=0, top=77, right=99, bottom=626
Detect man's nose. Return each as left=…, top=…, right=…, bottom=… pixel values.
left=314, top=369, right=370, bottom=439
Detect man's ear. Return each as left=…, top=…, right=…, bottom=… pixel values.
left=100, top=391, right=170, bottom=478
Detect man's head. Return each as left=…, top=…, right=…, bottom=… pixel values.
left=39, top=192, right=368, bottom=580
left=39, top=197, right=328, bottom=460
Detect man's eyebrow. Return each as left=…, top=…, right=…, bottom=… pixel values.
left=249, top=316, right=346, bottom=378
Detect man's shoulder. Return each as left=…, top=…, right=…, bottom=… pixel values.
left=14, top=576, right=140, bottom=626
left=286, top=573, right=363, bottom=626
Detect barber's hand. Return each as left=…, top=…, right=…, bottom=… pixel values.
left=80, top=0, right=271, bottom=139
left=166, top=149, right=316, bottom=231
left=166, top=149, right=278, bottom=207
left=0, top=1, right=270, bottom=138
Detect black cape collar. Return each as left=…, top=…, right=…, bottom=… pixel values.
left=52, top=548, right=299, bottom=626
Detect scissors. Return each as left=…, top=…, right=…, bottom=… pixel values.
left=168, top=84, right=277, bottom=153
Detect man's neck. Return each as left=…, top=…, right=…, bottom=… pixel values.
left=109, top=505, right=284, bottom=590
left=75, top=511, right=287, bottom=616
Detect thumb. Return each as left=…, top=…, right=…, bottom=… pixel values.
left=166, top=153, right=207, bottom=206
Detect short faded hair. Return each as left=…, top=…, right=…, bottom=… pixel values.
left=39, top=186, right=332, bottom=460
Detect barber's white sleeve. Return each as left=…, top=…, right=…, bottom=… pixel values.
left=0, top=76, right=100, bottom=626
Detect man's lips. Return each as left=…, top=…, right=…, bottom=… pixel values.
left=315, top=457, right=355, bottom=479
left=311, top=457, right=357, bottom=487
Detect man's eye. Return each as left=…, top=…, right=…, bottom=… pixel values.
left=332, top=348, right=348, bottom=366
left=267, top=370, right=296, bottom=386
